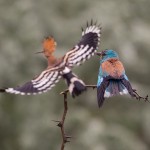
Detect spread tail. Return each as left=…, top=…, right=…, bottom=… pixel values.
left=104, top=79, right=128, bottom=97
left=97, top=76, right=134, bottom=107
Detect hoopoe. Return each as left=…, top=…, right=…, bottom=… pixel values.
left=0, top=21, right=101, bottom=97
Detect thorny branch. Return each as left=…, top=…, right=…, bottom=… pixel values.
left=53, top=85, right=97, bottom=150
left=54, top=85, right=149, bottom=150
left=60, top=85, right=149, bottom=103
left=52, top=92, right=71, bottom=150
left=59, top=92, right=70, bottom=150
left=133, top=89, right=149, bottom=103
left=60, top=85, right=97, bottom=95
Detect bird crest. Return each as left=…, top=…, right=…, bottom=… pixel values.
left=43, top=36, right=57, bottom=57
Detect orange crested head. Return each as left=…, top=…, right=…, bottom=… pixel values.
left=43, top=36, right=57, bottom=57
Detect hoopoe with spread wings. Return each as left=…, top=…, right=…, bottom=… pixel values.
left=0, top=21, right=101, bottom=97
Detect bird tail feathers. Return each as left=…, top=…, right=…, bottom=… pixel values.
left=63, top=70, right=86, bottom=97
left=97, top=76, right=134, bottom=107
left=104, top=80, right=128, bottom=98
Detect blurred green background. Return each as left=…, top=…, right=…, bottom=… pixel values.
left=0, top=0, right=150, bottom=150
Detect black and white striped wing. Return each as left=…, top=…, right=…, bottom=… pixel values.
left=65, top=21, right=101, bottom=67
left=3, top=69, right=62, bottom=95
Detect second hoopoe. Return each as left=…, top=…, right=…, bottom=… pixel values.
left=0, top=21, right=101, bottom=97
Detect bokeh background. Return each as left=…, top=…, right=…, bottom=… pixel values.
left=0, top=0, right=150, bottom=150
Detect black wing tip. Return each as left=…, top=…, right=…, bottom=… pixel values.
left=97, top=96, right=105, bottom=108
left=81, top=20, right=102, bottom=31
left=0, top=88, right=6, bottom=92
left=87, top=19, right=97, bottom=26
left=81, top=27, right=84, bottom=32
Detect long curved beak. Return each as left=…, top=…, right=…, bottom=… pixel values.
left=95, top=52, right=102, bottom=56
left=35, top=51, right=44, bottom=54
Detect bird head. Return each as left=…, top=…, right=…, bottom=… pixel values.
left=36, top=36, right=57, bottom=58
left=96, top=49, right=119, bottom=63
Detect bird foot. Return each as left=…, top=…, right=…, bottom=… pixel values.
left=132, top=89, right=149, bottom=103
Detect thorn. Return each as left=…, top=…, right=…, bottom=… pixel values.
left=51, top=120, right=62, bottom=127
left=64, top=138, right=71, bottom=143
left=133, top=89, right=149, bottom=103
left=51, top=120, right=61, bottom=123
left=65, top=135, right=72, bottom=138
left=144, top=95, right=149, bottom=103
left=57, top=122, right=62, bottom=127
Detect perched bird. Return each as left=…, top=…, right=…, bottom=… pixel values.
left=96, top=49, right=148, bottom=107
left=0, top=21, right=101, bottom=97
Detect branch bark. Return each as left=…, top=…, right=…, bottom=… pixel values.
left=57, top=85, right=97, bottom=150
left=52, top=92, right=71, bottom=150
left=59, top=92, right=69, bottom=150
left=60, top=84, right=97, bottom=95
left=56, top=84, right=149, bottom=150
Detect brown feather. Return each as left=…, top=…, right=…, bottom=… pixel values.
left=102, top=58, right=125, bottom=78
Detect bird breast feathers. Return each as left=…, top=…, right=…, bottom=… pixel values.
left=101, top=58, right=125, bottom=78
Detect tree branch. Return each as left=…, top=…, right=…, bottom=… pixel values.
left=60, top=85, right=97, bottom=95
left=133, top=89, right=149, bottom=103
left=52, top=92, right=71, bottom=150
left=59, top=92, right=70, bottom=150
left=54, top=84, right=149, bottom=150
left=53, top=85, right=97, bottom=150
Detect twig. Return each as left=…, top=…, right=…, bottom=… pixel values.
left=53, top=85, right=96, bottom=150
left=60, top=85, right=149, bottom=103
left=133, top=89, right=149, bottom=103
left=60, top=85, right=97, bottom=95
left=52, top=92, right=70, bottom=150
left=54, top=84, right=148, bottom=150
left=60, top=92, right=70, bottom=150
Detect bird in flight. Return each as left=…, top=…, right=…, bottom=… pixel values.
left=96, top=49, right=148, bottom=107
left=0, top=21, right=101, bottom=97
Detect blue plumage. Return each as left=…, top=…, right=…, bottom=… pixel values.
left=96, top=49, right=135, bottom=107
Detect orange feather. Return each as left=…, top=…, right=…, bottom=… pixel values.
left=102, top=58, right=125, bottom=78
left=42, top=37, right=58, bottom=66
left=43, top=37, right=57, bottom=57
